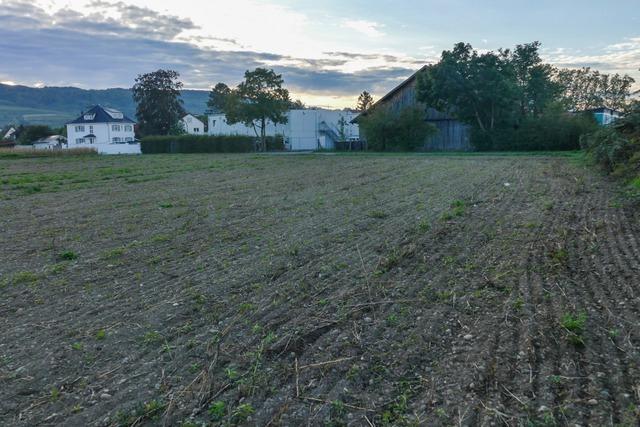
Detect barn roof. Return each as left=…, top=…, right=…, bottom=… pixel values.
left=351, top=66, right=427, bottom=124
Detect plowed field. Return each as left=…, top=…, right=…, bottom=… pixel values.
left=1, top=153, right=638, bottom=426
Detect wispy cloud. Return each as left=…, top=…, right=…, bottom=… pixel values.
left=341, top=19, right=385, bottom=38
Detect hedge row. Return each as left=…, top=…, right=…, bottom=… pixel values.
left=472, top=112, right=598, bottom=151
left=140, top=135, right=284, bottom=154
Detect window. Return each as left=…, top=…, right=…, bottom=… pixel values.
left=194, top=128, right=200, bottom=133
left=112, top=124, right=121, bottom=132
left=89, top=126, right=94, bottom=133
left=112, top=137, right=121, bottom=143
left=125, top=137, right=133, bottom=142
left=74, top=125, right=85, bottom=132
left=124, top=125, right=133, bottom=132
left=75, top=138, right=84, bottom=144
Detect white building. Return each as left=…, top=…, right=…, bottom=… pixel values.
left=181, top=114, right=205, bottom=135
left=32, top=135, right=68, bottom=149
left=208, top=113, right=284, bottom=137
left=207, top=109, right=360, bottom=151
left=66, top=105, right=140, bottom=154
left=284, top=109, right=359, bottom=151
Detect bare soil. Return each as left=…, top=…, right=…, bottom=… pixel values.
left=1, top=153, right=639, bottom=426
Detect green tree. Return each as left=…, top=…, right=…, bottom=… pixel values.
left=223, top=68, right=291, bottom=152
left=168, top=121, right=187, bottom=136
left=289, top=99, right=306, bottom=109
left=16, top=125, right=54, bottom=145
left=416, top=41, right=594, bottom=150
left=356, top=91, right=374, bottom=112
left=337, top=116, right=347, bottom=141
left=207, top=83, right=231, bottom=112
left=359, top=106, right=436, bottom=151
left=556, top=67, right=635, bottom=112
left=417, top=42, right=517, bottom=134
left=511, top=41, right=561, bottom=118
left=132, top=69, right=185, bottom=136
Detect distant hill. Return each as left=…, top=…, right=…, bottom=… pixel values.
left=0, top=84, right=210, bottom=127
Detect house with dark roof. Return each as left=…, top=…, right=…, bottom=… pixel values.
left=66, top=105, right=136, bottom=147
left=353, top=67, right=472, bottom=151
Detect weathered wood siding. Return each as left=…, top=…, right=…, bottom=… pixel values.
left=424, top=120, right=472, bottom=151
left=377, top=75, right=472, bottom=151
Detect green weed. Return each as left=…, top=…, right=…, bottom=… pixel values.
left=561, top=312, right=587, bottom=346
left=368, top=210, right=389, bottom=219
left=232, top=403, right=254, bottom=423
left=142, top=331, right=163, bottom=346
left=12, top=271, right=39, bottom=285
left=208, top=401, right=226, bottom=420
left=59, top=251, right=78, bottom=261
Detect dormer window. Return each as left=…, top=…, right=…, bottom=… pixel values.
left=104, top=107, right=124, bottom=119
left=84, top=114, right=95, bottom=121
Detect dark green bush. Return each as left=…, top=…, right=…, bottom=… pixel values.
left=140, top=134, right=284, bottom=154
left=359, top=106, right=437, bottom=152
left=472, top=112, right=597, bottom=151
left=581, top=103, right=640, bottom=178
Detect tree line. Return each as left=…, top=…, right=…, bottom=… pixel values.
left=415, top=41, right=635, bottom=150
left=357, top=41, right=637, bottom=151
left=131, top=42, right=637, bottom=153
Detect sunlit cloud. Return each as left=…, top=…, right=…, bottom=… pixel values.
left=341, top=19, right=385, bottom=38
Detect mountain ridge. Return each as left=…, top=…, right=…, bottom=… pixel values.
left=0, top=84, right=210, bottom=127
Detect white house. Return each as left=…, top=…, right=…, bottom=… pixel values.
left=181, top=114, right=205, bottom=135
left=66, top=105, right=139, bottom=154
left=208, top=113, right=283, bottom=137
left=207, top=109, right=360, bottom=151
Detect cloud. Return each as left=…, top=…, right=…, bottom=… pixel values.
left=341, top=19, right=385, bottom=38
left=0, top=0, right=420, bottom=106
left=544, top=38, right=640, bottom=85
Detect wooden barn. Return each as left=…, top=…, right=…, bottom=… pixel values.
left=355, top=67, right=472, bottom=151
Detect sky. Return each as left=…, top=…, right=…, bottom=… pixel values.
left=0, top=0, right=639, bottom=109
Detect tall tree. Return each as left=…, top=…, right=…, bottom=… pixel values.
left=132, top=69, right=185, bottom=136
left=207, top=83, right=231, bottom=112
left=511, top=41, right=561, bottom=118
left=417, top=42, right=516, bottom=133
left=223, top=68, right=291, bottom=152
left=357, top=91, right=374, bottom=112
left=556, top=67, right=635, bottom=111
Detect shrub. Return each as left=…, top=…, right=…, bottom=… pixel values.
left=140, top=134, right=285, bottom=154
left=472, top=111, right=597, bottom=151
left=359, top=106, right=437, bottom=152
left=582, top=103, right=640, bottom=179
